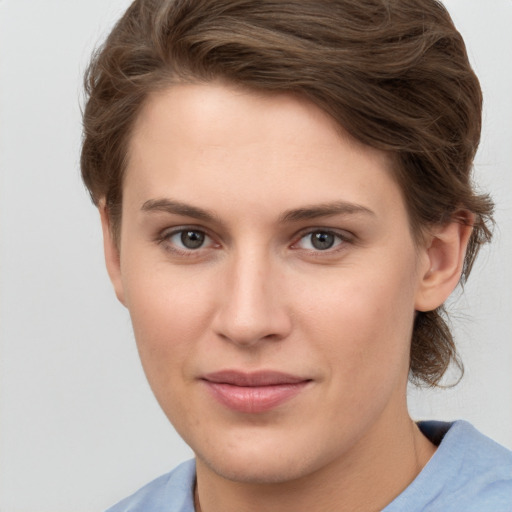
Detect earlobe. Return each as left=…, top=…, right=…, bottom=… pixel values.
left=99, top=203, right=126, bottom=307
left=415, top=212, right=474, bottom=312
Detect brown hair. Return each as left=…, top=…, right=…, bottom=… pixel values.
left=81, top=0, right=494, bottom=386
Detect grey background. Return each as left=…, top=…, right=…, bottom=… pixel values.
left=0, top=1, right=511, bottom=511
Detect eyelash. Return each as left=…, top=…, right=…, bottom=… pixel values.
left=291, top=229, right=350, bottom=254
left=156, top=226, right=352, bottom=257
left=157, top=226, right=218, bottom=257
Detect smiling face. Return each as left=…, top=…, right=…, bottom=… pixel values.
left=102, top=82, right=447, bottom=490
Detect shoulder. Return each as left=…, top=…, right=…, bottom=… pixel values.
left=385, top=420, right=512, bottom=512
left=105, top=459, right=196, bottom=512
left=439, top=420, right=512, bottom=510
left=429, top=420, right=512, bottom=481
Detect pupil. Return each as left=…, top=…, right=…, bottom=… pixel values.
left=311, top=232, right=334, bottom=250
left=181, top=230, right=205, bottom=249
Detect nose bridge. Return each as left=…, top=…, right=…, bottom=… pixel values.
left=213, top=244, right=290, bottom=346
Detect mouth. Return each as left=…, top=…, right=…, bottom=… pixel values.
left=201, top=370, right=312, bottom=413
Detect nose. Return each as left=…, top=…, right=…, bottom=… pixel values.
left=212, top=250, right=292, bottom=347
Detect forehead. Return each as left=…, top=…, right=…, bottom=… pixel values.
left=124, top=82, right=404, bottom=224
left=131, top=82, right=387, bottom=163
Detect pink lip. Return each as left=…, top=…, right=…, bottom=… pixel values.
left=201, top=370, right=311, bottom=413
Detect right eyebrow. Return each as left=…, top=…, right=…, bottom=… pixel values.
left=141, top=198, right=223, bottom=224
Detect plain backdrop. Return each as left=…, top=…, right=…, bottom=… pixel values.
left=0, top=1, right=511, bottom=511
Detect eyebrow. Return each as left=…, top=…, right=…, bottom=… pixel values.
left=141, top=198, right=374, bottom=224
left=279, top=201, right=375, bottom=223
left=141, top=198, right=221, bottom=223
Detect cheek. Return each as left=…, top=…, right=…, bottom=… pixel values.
left=296, top=263, right=417, bottom=386
left=122, top=262, right=217, bottom=390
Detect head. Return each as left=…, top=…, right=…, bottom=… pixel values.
left=82, top=0, right=497, bottom=492
left=82, top=0, right=493, bottom=388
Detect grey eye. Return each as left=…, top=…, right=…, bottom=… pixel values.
left=296, top=230, right=343, bottom=251
left=169, top=229, right=207, bottom=249
left=181, top=230, right=205, bottom=249
left=310, top=231, right=335, bottom=250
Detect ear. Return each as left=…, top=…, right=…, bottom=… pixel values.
left=415, top=212, right=474, bottom=312
left=99, top=202, right=126, bottom=307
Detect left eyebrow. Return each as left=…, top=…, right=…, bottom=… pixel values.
left=279, top=201, right=376, bottom=223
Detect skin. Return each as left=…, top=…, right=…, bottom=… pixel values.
left=101, top=82, right=472, bottom=512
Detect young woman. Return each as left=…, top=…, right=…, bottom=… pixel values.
left=81, top=1, right=512, bottom=510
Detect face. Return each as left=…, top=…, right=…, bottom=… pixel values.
left=105, top=82, right=437, bottom=484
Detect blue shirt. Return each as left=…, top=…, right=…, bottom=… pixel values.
left=106, top=420, right=512, bottom=511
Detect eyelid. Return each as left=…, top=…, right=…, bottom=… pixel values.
left=155, top=225, right=354, bottom=256
left=157, top=225, right=220, bottom=254
left=290, top=227, right=353, bottom=251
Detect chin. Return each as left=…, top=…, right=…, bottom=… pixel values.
left=193, top=428, right=331, bottom=485
left=199, top=451, right=315, bottom=485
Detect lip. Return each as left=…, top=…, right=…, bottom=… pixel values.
left=201, top=370, right=312, bottom=413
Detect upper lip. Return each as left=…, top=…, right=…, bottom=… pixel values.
left=201, top=370, right=310, bottom=387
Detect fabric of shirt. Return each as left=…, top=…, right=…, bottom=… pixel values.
left=106, top=420, right=512, bottom=512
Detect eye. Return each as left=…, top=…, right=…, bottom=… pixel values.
left=165, top=228, right=212, bottom=251
left=295, top=230, right=345, bottom=251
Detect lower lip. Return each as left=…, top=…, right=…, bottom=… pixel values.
left=203, top=381, right=310, bottom=413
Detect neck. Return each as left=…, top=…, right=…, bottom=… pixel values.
left=194, top=407, right=436, bottom=512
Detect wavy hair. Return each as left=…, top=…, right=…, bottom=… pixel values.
left=81, top=0, right=494, bottom=386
